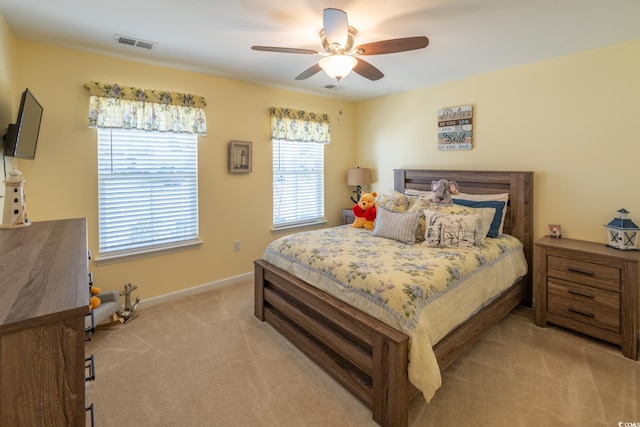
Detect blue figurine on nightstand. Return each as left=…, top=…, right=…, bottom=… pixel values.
left=605, top=208, right=639, bottom=251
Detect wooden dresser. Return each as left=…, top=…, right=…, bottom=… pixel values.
left=0, top=218, right=90, bottom=426
left=535, top=236, right=639, bottom=360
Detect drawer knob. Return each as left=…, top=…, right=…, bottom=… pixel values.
left=568, top=289, right=595, bottom=299
left=567, top=267, right=595, bottom=276
left=568, top=307, right=595, bottom=318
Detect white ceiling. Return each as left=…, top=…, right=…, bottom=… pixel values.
left=0, top=0, right=639, bottom=101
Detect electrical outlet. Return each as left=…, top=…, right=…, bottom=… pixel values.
left=233, top=240, right=240, bottom=252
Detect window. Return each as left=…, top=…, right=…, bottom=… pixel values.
left=97, top=128, right=199, bottom=260
left=272, top=139, right=325, bottom=229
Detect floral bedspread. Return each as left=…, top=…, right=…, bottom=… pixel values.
left=262, top=225, right=528, bottom=401
left=264, top=225, right=524, bottom=335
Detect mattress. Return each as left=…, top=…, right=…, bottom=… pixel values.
left=262, top=225, right=527, bottom=401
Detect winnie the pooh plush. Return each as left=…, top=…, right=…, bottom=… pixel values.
left=352, top=192, right=377, bottom=230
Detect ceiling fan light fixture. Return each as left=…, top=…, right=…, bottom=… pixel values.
left=319, top=55, right=357, bottom=80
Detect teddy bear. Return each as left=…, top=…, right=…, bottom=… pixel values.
left=430, top=179, right=459, bottom=204
left=352, top=191, right=377, bottom=230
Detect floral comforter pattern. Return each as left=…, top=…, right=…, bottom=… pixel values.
left=264, top=225, right=525, bottom=335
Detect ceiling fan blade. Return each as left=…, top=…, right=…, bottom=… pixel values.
left=355, top=36, right=429, bottom=55
left=353, top=58, right=384, bottom=81
left=295, top=63, right=323, bottom=80
left=251, top=46, right=318, bottom=55
left=323, top=8, right=348, bottom=47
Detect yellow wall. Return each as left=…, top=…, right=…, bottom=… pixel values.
left=356, top=39, right=640, bottom=244
left=0, top=12, right=15, bottom=125
left=2, top=35, right=356, bottom=300
left=0, top=12, right=17, bottom=185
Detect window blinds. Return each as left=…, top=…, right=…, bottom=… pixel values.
left=272, top=139, right=325, bottom=228
left=97, top=128, right=198, bottom=255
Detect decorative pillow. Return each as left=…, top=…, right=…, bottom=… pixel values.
left=406, top=197, right=494, bottom=241
left=376, top=191, right=414, bottom=213
left=423, top=210, right=485, bottom=248
left=452, top=199, right=506, bottom=238
left=404, top=188, right=434, bottom=198
left=373, top=207, right=421, bottom=244
left=452, top=193, right=509, bottom=234
left=453, top=192, right=509, bottom=202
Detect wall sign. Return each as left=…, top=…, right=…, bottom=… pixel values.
left=438, top=105, right=473, bottom=151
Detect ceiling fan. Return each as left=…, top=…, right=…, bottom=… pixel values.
left=251, top=8, right=429, bottom=82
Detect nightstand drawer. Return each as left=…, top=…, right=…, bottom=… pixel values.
left=547, top=255, right=620, bottom=291
left=548, top=279, right=620, bottom=333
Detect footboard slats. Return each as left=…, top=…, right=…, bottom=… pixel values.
left=255, top=260, right=409, bottom=427
left=263, top=306, right=374, bottom=407
left=264, top=286, right=374, bottom=375
left=264, top=265, right=384, bottom=346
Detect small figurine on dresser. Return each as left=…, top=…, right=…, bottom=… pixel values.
left=1, top=168, right=30, bottom=228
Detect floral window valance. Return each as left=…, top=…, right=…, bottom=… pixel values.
left=84, top=81, right=207, bottom=135
left=270, top=107, right=331, bottom=144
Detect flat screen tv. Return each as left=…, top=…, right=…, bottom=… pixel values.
left=3, top=88, right=43, bottom=159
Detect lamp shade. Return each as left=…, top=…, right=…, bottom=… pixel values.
left=347, top=168, right=371, bottom=186
left=319, top=55, right=358, bottom=79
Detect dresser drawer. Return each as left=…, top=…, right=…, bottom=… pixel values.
left=547, top=255, right=620, bottom=291
left=547, top=279, right=620, bottom=333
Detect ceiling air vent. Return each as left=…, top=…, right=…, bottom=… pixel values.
left=114, top=34, right=157, bottom=50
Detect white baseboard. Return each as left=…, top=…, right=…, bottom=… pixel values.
left=137, top=271, right=253, bottom=310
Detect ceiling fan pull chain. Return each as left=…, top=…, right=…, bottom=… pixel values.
left=338, top=78, right=343, bottom=121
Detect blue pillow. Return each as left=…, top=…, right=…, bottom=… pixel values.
left=452, top=199, right=505, bottom=238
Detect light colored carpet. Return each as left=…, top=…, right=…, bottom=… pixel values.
left=86, top=279, right=640, bottom=426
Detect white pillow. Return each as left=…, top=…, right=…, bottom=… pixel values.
left=407, top=197, right=494, bottom=240
left=452, top=193, right=509, bottom=234
left=373, top=207, right=421, bottom=244
left=404, top=188, right=434, bottom=198
left=423, top=210, right=485, bottom=248
left=452, top=192, right=509, bottom=201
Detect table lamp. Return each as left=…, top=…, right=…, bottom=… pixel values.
left=347, top=167, right=371, bottom=204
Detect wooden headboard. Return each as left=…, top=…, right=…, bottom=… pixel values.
left=394, top=169, right=534, bottom=306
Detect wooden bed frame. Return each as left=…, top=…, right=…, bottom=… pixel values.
left=254, top=169, right=533, bottom=427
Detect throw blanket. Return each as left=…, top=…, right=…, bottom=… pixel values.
left=263, top=225, right=527, bottom=401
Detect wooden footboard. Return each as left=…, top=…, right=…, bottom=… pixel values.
left=255, top=259, right=412, bottom=427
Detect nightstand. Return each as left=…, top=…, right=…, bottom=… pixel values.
left=342, top=209, right=355, bottom=225
left=535, top=236, right=639, bottom=360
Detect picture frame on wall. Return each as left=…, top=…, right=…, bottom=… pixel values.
left=229, top=141, right=252, bottom=173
